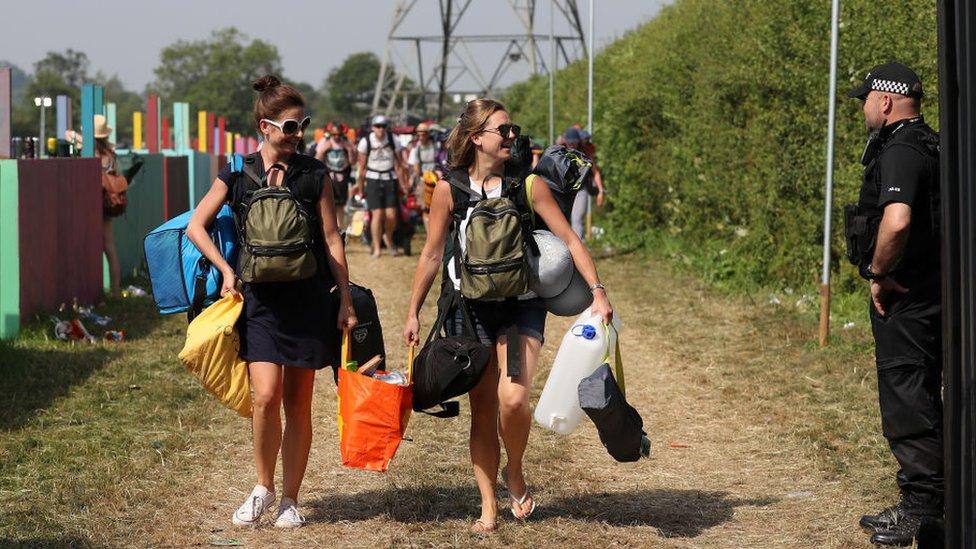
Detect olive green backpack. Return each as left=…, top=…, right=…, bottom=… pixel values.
left=233, top=154, right=320, bottom=283
left=445, top=169, right=535, bottom=301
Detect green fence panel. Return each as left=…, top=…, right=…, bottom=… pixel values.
left=0, top=160, right=19, bottom=339
left=191, top=151, right=212, bottom=207
left=113, top=153, right=165, bottom=278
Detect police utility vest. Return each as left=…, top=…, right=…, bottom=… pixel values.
left=844, top=118, right=939, bottom=278
left=232, top=153, right=323, bottom=283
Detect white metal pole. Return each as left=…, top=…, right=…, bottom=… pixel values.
left=39, top=104, right=46, bottom=158
left=586, top=0, right=595, bottom=240
left=586, top=0, right=594, bottom=133
left=819, top=0, right=840, bottom=347
left=548, top=0, right=555, bottom=145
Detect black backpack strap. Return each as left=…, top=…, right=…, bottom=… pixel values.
left=187, top=256, right=211, bottom=322
left=241, top=153, right=265, bottom=191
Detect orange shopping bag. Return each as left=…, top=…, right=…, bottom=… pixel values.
left=337, top=329, right=414, bottom=472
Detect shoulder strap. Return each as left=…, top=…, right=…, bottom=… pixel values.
left=241, top=154, right=264, bottom=190
left=525, top=174, right=537, bottom=217
left=445, top=169, right=481, bottom=201
left=602, top=323, right=625, bottom=396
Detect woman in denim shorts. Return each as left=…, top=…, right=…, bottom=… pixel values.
left=402, top=99, right=613, bottom=534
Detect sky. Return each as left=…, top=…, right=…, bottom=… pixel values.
left=1, top=1, right=669, bottom=93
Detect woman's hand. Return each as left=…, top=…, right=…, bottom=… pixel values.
left=337, top=294, right=358, bottom=331
left=220, top=268, right=239, bottom=297
left=403, top=315, right=421, bottom=347
left=591, top=288, right=614, bottom=325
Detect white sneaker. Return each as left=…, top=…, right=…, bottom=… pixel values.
left=232, top=485, right=276, bottom=527
left=274, top=498, right=306, bottom=529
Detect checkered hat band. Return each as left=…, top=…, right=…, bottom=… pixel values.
left=871, top=78, right=910, bottom=96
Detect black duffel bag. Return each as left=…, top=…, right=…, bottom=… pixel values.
left=578, top=328, right=650, bottom=462
left=412, top=288, right=490, bottom=417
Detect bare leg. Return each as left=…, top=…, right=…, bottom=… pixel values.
left=102, top=219, right=121, bottom=296
left=335, top=205, right=345, bottom=231
left=249, top=362, right=284, bottom=491
left=497, top=334, right=542, bottom=518
left=383, top=207, right=398, bottom=255
left=280, top=367, right=315, bottom=501
left=468, top=354, right=501, bottom=527
left=369, top=209, right=383, bottom=257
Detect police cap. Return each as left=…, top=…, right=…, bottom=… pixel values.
left=847, top=62, right=924, bottom=100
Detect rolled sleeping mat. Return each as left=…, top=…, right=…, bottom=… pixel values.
left=544, top=268, right=593, bottom=317
left=528, top=230, right=574, bottom=298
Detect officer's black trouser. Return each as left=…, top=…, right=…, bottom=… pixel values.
left=869, top=269, right=943, bottom=516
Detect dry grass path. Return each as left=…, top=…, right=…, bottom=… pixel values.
left=1, top=239, right=892, bottom=548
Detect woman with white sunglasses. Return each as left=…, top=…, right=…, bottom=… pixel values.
left=187, top=75, right=356, bottom=529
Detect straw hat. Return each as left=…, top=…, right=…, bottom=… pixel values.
left=93, top=115, right=112, bottom=139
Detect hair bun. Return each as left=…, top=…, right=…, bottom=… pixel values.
left=253, top=75, right=282, bottom=93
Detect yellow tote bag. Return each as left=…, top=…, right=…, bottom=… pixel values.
left=178, top=293, right=252, bottom=417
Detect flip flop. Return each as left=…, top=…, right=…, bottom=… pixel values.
left=501, top=467, right=536, bottom=519
left=510, top=490, right=537, bottom=520
left=471, top=518, right=497, bottom=534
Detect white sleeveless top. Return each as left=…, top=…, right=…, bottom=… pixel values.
left=447, top=177, right=536, bottom=300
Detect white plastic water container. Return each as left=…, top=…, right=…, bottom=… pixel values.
left=534, top=308, right=622, bottom=435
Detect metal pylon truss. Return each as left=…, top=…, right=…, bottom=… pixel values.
left=371, top=0, right=587, bottom=122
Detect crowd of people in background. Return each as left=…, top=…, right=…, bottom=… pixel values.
left=300, top=117, right=606, bottom=254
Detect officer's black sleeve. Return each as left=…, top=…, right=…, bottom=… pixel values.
left=877, top=145, right=928, bottom=209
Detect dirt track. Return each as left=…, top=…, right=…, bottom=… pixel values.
left=120, top=238, right=883, bottom=548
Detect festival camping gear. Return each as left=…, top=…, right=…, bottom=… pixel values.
left=145, top=204, right=239, bottom=318
left=178, top=293, right=251, bottom=418
left=534, top=308, right=622, bottom=434
left=411, top=291, right=490, bottom=415
left=336, top=329, right=413, bottom=472
left=543, top=269, right=594, bottom=317
left=578, top=324, right=650, bottom=462
left=422, top=170, right=438, bottom=209
left=528, top=145, right=593, bottom=222
left=527, top=230, right=574, bottom=299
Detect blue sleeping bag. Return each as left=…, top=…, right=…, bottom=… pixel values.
left=144, top=205, right=238, bottom=315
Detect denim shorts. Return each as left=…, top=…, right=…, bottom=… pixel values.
left=446, top=298, right=547, bottom=345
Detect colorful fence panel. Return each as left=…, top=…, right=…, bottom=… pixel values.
left=163, top=156, right=189, bottom=219
left=113, top=154, right=164, bottom=277
left=16, top=159, right=103, bottom=320
left=0, top=160, right=19, bottom=338
left=190, top=151, right=212, bottom=206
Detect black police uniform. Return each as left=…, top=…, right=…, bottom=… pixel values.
left=855, top=116, right=943, bottom=516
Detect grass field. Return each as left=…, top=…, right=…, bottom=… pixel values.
left=0, top=241, right=893, bottom=548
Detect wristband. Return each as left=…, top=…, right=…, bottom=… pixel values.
left=590, top=283, right=606, bottom=293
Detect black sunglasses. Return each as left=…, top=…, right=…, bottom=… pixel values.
left=482, top=124, right=521, bottom=139
left=262, top=115, right=312, bottom=135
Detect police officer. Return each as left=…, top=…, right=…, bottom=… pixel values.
left=845, top=62, right=942, bottom=546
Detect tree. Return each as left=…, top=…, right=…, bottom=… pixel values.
left=149, top=27, right=283, bottom=133
left=34, top=49, right=90, bottom=90
left=11, top=50, right=91, bottom=138
left=313, top=52, right=382, bottom=126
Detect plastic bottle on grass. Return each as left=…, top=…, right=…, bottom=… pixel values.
left=534, top=308, right=622, bottom=435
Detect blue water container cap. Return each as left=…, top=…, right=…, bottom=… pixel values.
left=573, top=324, right=597, bottom=340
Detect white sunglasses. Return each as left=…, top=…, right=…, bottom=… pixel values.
left=261, top=116, right=311, bottom=135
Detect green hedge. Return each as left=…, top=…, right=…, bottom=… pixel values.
left=506, top=0, right=937, bottom=295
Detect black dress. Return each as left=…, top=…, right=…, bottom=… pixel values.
left=217, top=154, right=338, bottom=370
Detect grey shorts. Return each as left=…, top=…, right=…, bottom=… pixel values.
left=446, top=298, right=547, bottom=345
